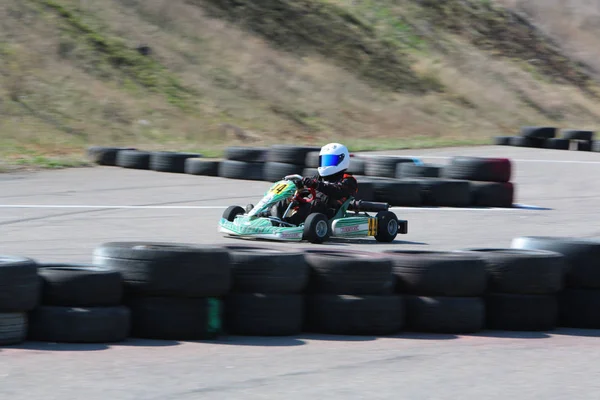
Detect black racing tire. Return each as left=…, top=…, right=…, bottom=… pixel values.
left=559, top=289, right=600, bottom=329
left=222, top=205, right=245, bottom=222
left=267, top=145, right=321, bottom=164
left=520, top=126, right=557, bottom=139
left=485, top=293, right=558, bottom=331
left=92, top=242, right=231, bottom=297
left=396, top=163, right=442, bottom=179
left=369, top=178, right=422, bottom=206
left=442, top=156, right=512, bottom=183
left=224, top=146, right=268, bottom=162
left=494, top=136, right=513, bottom=146
left=87, top=146, right=135, bottom=166
left=224, top=293, right=304, bottom=336
left=383, top=250, right=487, bottom=297
left=303, top=167, right=318, bottom=177
left=126, top=296, right=222, bottom=340
left=469, top=182, right=514, bottom=207
left=404, top=296, right=485, bottom=334
left=375, top=211, right=399, bottom=243
left=218, top=160, right=264, bottom=180
left=184, top=158, right=220, bottom=176
left=222, top=245, right=308, bottom=293
left=116, top=150, right=151, bottom=169
left=576, top=140, right=592, bottom=152
left=304, top=251, right=394, bottom=295
left=354, top=179, right=376, bottom=201
left=0, top=256, right=41, bottom=312
left=0, top=313, right=27, bottom=345
left=305, top=151, right=320, bottom=168
left=262, top=162, right=304, bottom=182
left=510, top=136, right=545, bottom=148
left=364, top=156, right=416, bottom=178
left=27, top=306, right=131, bottom=343
left=416, top=178, right=471, bottom=207
left=302, top=213, right=330, bottom=244
left=150, top=151, right=202, bottom=173
left=511, top=236, right=600, bottom=289
left=305, top=294, right=405, bottom=335
left=454, top=248, right=565, bottom=294
left=347, top=158, right=366, bottom=175
left=544, top=138, right=570, bottom=150
left=37, top=264, right=124, bottom=307
left=561, top=129, right=594, bottom=141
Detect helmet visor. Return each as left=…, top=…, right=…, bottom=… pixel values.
left=319, top=154, right=344, bottom=167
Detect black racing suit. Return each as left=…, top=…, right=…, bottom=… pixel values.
left=276, top=171, right=359, bottom=225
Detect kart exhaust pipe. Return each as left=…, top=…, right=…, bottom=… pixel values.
left=349, top=200, right=389, bottom=213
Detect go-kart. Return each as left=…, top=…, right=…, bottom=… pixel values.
left=218, top=174, right=408, bottom=244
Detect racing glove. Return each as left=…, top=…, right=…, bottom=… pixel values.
left=302, top=176, right=318, bottom=189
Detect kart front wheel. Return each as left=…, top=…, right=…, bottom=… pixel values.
left=375, top=211, right=399, bottom=243
left=223, top=205, right=245, bottom=222
left=303, top=213, right=330, bottom=244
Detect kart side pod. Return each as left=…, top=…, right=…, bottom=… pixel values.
left=348, top=200, right=390, bottom=213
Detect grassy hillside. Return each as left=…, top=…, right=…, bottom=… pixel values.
left=495, top=0, right=600, bottom=79
left=1, top=0, right=600, bottom=170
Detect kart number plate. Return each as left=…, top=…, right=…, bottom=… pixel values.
left=269, top=183, right=288, bottom=195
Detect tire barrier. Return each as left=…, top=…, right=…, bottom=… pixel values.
left=222, top=245, right=307, bottom=336
left=184, top=158, right=220, bottom=176
left=495, top=126, right=598, bottom=151
left=3, top=236, right=600, bottom=345
left=116, top=150, right=151, bottom=170
left=511, top=236, right=600, bottom=329
left=92, top=242, right=230, bottom=340
left=384, top=250, right=486, bottom=333
left=87, top=145, right=517, bottom=207
left=150, top=151, right=202, bottom=173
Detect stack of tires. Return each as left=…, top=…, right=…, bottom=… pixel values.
left=86, top=146, right=136, bottom=166
left=116, top=149, right=152, bottom=170
left=361, top=155, right=417, bottom=178
left=222, top=246, right=308, bottom=336
left=218, top=146, right=268, bottom=180
left=455, top=248, right=565, bottom=331
left=150, top=151, right=202, bottom=173
left=494, top=126, right=596, bottom=151
left=383, top=250, right=487, bottom=334
left=302, top=250, right=405, bottom=336
left=559, top=130, right=594, bottom=151
left=357, top=176, right=422, bottom=207
left=28, top=264, right=131, bottom=343
left=0, top=257, right=40, bottom=345
left=511, top=236, right=600, bottom=329
left=262, top=145, right=321, bottom=182
left=92, top=242, right=230, bottom=340
left=442, top=156, right=514, bottom=208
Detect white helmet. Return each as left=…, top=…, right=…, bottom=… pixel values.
left=318, top=142, right=350, bottom=177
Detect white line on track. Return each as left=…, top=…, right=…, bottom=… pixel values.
left=0, top=204, right=549, bottom=211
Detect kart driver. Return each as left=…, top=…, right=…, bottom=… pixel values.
left=273, top=142, right=358, bottom=225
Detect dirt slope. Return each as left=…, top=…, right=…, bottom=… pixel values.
left=1, top=0, right=599, bottom=167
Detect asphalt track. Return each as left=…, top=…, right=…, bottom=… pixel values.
left=2, top=145, right=600, bottom=400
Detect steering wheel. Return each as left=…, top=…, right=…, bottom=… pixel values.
left=293, top=187, right=316, bottom=204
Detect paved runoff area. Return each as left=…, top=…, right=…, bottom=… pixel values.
left=2, top=145, right=600, bottom=400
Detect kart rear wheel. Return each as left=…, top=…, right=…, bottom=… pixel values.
left=375, top=211, right=399, bottom=243
left=223, top=205, right=245, bottom=222
left=303, top=213, right=330, bottom=244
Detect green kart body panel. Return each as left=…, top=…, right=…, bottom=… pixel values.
left=218, top=176, right=408, bottom=242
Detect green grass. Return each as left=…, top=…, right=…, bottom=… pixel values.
left=36, top=0, right=198, bottom=110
